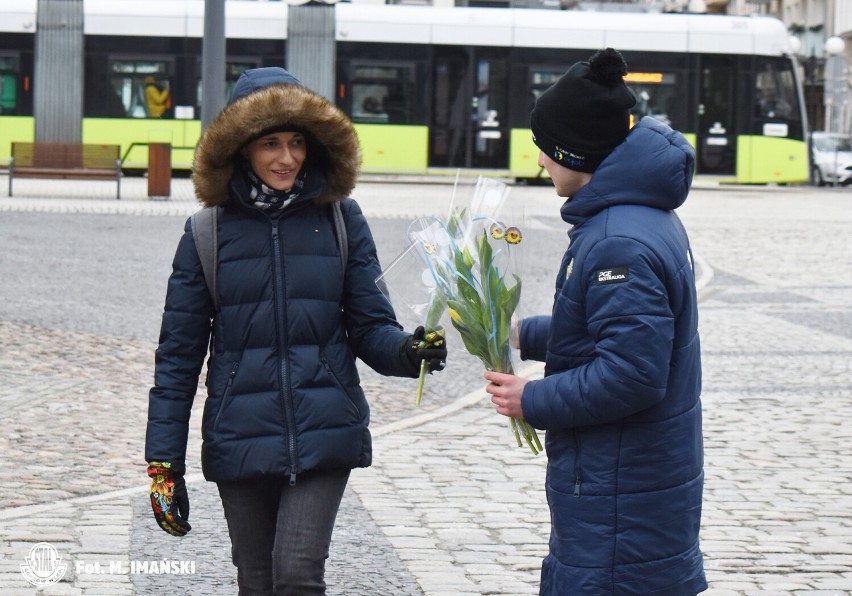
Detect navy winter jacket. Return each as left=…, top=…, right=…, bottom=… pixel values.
left=520, top=117, right=707, bottom=594
left=146, top=68, right=417, bottom=483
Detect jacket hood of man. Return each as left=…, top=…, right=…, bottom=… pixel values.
left=192, top=68, right=361, bottom=208
left=561, top=116, right=695, bottom=226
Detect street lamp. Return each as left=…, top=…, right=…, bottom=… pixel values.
left=825, top=36, right=846, bottom=56
left=823, top=36, right=849, bottom=134
left=789, top=36, right=802, bottom=55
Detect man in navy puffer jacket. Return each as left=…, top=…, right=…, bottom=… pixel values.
left=145, top=67, right=447, bottom=594
left=485, top=49, right=707, bottom=595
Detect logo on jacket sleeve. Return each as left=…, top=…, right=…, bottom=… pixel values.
left=595, top=266, right=629, bottom=285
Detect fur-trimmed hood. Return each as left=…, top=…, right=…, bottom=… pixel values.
left=192, top=67, right=361, bottom=208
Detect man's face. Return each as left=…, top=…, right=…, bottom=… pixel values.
left=537, top=151, right=592, bottom=198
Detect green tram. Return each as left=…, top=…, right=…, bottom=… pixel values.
left=0, top=1, right=808, bottom=184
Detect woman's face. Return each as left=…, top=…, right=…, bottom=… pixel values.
left=245, top=131, right=307, bottom=191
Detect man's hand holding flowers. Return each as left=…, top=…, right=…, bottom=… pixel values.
left=484, top=370, right=529, bottom=420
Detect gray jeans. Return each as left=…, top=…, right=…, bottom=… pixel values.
left=217, top=469, right=351, bottom=596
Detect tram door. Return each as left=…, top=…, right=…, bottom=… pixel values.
left=697, top=55, right=736, bottom=175
left=430, top=48, right=508, bottom=170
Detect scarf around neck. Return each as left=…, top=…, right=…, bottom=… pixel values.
left=229, top=157, right=327, bottom=215
left=245, top=164, right=306, bottom=213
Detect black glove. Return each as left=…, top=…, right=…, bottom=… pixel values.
left=403, top=326, right=447, bottom=375
left=147, top=461, right=191, bottom=537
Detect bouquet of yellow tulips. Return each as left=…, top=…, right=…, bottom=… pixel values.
left=378, top=177, right=541, bottom=454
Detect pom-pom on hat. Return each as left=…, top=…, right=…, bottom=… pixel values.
left=530, top=48, right=637, bottom=173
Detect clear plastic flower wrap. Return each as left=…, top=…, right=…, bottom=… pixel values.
left=377, top=176, right=542, bottom=454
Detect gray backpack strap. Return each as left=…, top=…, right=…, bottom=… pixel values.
left=190, top=206, right=219, bottom=311
left=332, top=202, right=347, bottom=277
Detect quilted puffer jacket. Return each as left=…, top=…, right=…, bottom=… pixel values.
left=145, top=68, right=418, bottom=484
left=519, top=117, right=707, bottom=595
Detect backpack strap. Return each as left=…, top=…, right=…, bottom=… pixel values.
left=331, top=201, right=347, bottom=278
left=190, top=206, right=219, bottom=312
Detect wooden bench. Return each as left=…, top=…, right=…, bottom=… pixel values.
left=9, top=142, right=122, bottom=199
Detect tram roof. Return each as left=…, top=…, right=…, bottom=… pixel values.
left=336, top=4, right=794, bottom=56
left=0, top=0, right=286, bottom=38
left=0, top=0, right=36, bottom=34
left=2, top=0, right=794, bottom=57
left=83, top=0, right=287, bottom=40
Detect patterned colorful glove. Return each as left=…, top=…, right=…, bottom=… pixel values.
left=404, top=326, right=447, bottom=374
left=147, top=461, right=191, bottom=537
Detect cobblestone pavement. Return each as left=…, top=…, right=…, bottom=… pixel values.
left=0, top=176, right=850, bottom=595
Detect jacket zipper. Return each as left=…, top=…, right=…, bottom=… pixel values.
left=573, top=429, right=582, bottom=498
left=271, top=223, right=299, bottom=486
left=213, top=362, right=240, bottom=431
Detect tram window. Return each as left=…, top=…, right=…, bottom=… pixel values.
left=109, top=60, right=171, bottom=119
left=350, top=64, right=414, bottom=125
left=530, top=68, right=678, bottom=129
left=524, top=68, right=565, bottom=126
left=626, top=72, right=677, bottom=127
left=754, top=58, right=796, bottom=120
left=226, top=62, right=255, bottom=102
left=0, top=56, right=18, bottom=114
left=528, top=69, right=562, bottom=109
left=530, top=70, right=562, bottom=96
left=195, top=61, right=258, bottom=117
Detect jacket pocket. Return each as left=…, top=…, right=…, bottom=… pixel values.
left=213, top=362, right=240, bottom=431
left=320, top=353, right=362, bottom=418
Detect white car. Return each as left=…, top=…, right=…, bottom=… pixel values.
left=811, top=132, right=852, bottom=186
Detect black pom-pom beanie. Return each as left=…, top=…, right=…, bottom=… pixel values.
left=530, top=48, right=637, bottom=173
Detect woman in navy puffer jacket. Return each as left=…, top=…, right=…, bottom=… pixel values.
left=144, top=67, right=446, bottom=595
left=485, top=49, right=706, bottom=595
